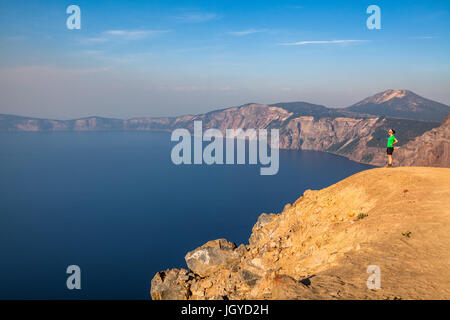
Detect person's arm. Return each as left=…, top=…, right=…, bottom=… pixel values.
left=393, top=138, right=399, bottom=146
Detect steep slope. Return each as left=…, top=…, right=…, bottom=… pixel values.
left=346, top=89, right=450, bottom=121
left=151, top=167, right=450, bottom=300
left=269, top=101, right=356, bottom=118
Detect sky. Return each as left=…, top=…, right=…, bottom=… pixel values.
left=0, top=0, right=449, bottom=119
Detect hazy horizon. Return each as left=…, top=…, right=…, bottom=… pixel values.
left=1, top=0, right=449, bottom=119
left=1, top=88, right=449, bottom=121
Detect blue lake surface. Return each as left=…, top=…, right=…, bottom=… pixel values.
left=0, top=131, right=373, bottom=299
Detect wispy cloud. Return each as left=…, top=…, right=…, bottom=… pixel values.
left=227, top=29, right=267, bottom=36
left=174, top=12, right=219, bottom=23
left=79, top=49, right=154, bottom=65
left=84, top=29, right=170, bottom=43
left=279, top=39, right=369, bottom=46
left=409, top=36, right=439, bottom=40
left=104, top=30, right=170, bottom=40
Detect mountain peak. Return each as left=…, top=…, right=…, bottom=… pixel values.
left=346, top=89, right=449, bottom=121
left=356, top=89, right=415, bottom=105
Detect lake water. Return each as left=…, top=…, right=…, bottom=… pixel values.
left=0, top=131, right=373, bottom=299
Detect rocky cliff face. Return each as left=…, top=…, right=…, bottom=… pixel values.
left=278, top=115, right=381, bottom=161
left=151, top=167, right=450, bottom=300
left=1, top=98, right=447, bottom=167
left=120, top=104, right=447, bottom=167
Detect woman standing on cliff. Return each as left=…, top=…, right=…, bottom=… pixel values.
left=386, top=129, right=398, bottom=167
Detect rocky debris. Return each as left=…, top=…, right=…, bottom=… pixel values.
left=150, top=268, right=192, bottom=300
left=151, top=167, right=450, bottom=300
left=185, top=239, right=240, bottom=277
left=253, top=213, right=276, bottom=231
left=240, top=269, right=261, bottom=287
left=249, top=213, right=278, bottom=247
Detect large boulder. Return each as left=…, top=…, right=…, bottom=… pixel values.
left=185, top=239, right=239, bottom=277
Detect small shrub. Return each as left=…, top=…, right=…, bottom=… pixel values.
left=356, top=213, right=368, bottom=220
left=402, top=231, right=411, bottom=238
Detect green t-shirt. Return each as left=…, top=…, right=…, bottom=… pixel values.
left=387, top=135, right=396, bottom=148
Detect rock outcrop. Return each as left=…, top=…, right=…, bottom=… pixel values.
left=151, top=167, right=450, bottom=300
left=184, top=239, right=241, bottom=277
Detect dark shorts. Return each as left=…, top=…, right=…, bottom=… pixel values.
left=387, top=147, right=394, bottom=155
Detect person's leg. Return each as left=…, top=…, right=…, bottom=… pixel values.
left=388, top=154, right=392, bottom=165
